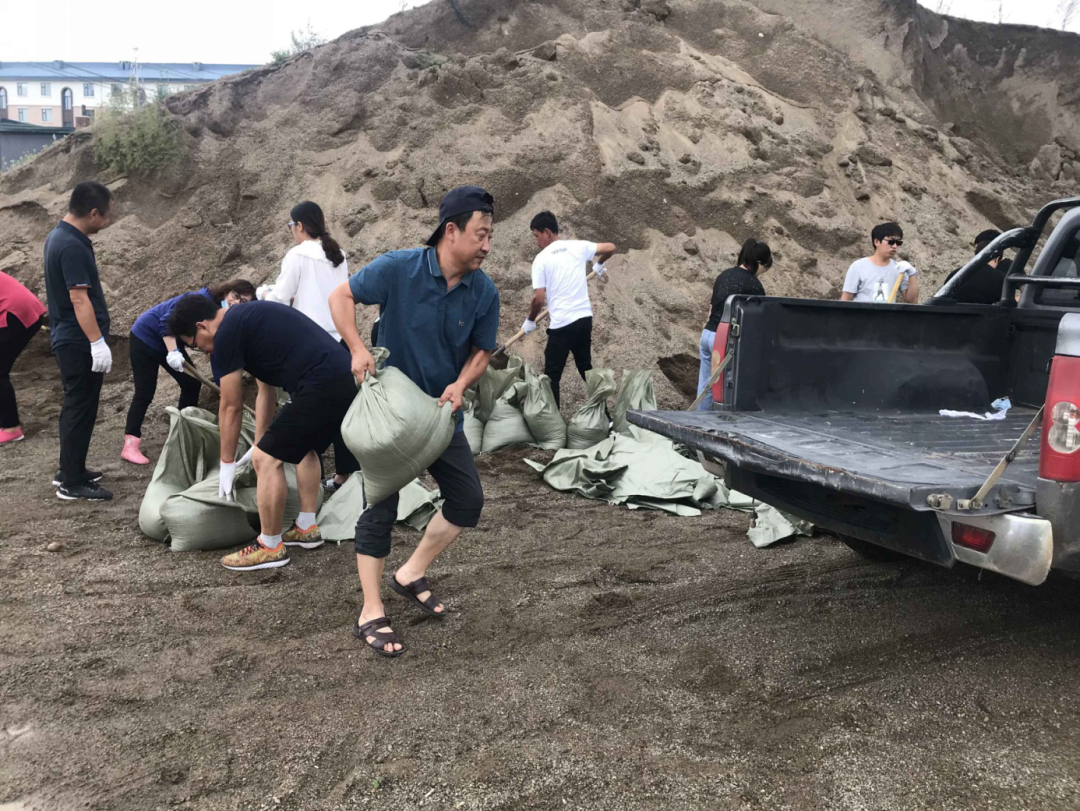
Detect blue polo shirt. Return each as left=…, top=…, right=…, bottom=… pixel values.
left=348, top=247, right=500, bottom=429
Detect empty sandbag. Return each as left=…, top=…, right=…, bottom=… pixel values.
left=482, top=380, right=536, bottom=453
left=139, top=406, right=255, bottom=542
left=476, top=356, right=523, bottom=423
left=462, top=392, right=484, bottom=455
left=614, top=369, right=658, bottom=436
left=340, top=350, right=455, bottom=507
left=566, top=368, right=616, bottom=449
left=316, top=475, right=442, bottom=542
left=523, top=365, right=566, bottom=450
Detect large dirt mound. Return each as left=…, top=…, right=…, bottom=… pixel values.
left=1, top=0, right=1077, bottom=402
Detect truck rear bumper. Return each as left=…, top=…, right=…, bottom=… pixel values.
left=935, top=512, right=1053, bottom=586
left=1037, top=477, right=1080, bottom=572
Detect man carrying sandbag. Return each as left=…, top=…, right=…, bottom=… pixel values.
left=329, top=185, right=499, bottom=658
left=523, top=211, right=616, bottom=408
left=168, top=297, right=358, bottom=571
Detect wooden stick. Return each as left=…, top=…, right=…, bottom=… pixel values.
left=886, top=269, right=906, bottom=304
left=688, top=353, right=733, bottom=411
left=183, top=361, right=257, bottom=417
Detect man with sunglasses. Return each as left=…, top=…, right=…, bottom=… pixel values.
left=840, top=222, right=919, bottom=304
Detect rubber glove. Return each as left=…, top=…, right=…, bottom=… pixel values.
left=218, top=460, right=237, bottom=501
left=593, top=262, right=607, bottom=278
left=166, top=350, right=185, bottom=373
left=90, top=337, right=112, bottom=374
left=256, top=284, right=275, bottom=301
left=236, top=447, right=254, bottom=468
left=522, top=319, right=537, bottom=335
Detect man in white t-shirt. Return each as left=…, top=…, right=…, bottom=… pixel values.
left=840, top=221, right=919, bottom=304
left=523, top=211, right=616, bottom=407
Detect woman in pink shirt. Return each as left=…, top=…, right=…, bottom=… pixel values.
left=0, top=271, right=47, bottom=445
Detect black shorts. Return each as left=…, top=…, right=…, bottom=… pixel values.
left=257, top=372, right=357, bottom=464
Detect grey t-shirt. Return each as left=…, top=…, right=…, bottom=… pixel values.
left=842, top=258, right=913, bottom=303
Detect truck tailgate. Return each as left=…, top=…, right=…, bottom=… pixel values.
left=629, top=409, right=1041, bottom=515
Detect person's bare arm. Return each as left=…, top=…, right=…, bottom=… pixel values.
left=330, top=281, right=375, bottom=381
left=594, top=242, right=617, bottom=264
left=69, top=287, right=102, bottom=341
left=163, top=336, right=179, bottom=352
left=527, top=289, right=546, bottom=321
left=902, top=276, right=920, bottom=304
left=254, top=380, right=276, bottom=444
left=840, top=292, right=855, bottom=302
left=218, top=371, right=245, bottom=463
left=438, top=347, right=491, bottom=412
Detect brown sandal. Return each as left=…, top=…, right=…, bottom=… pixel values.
left=390, top=575, right=448, bottom=619
left=353, top=617, right=407, bottom=657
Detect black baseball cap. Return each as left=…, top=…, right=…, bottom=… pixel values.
left=425, top=185, right=495, bottom=247
left=973, top=229, right=1001, bottom=248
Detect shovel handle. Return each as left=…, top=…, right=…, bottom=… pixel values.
left=183, top=361, right=257, bottom=417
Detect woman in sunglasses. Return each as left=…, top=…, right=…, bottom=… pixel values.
left=840, top=222, right=919, bottom=304
left=696, top=238, right=773, bottom=411
left=121, top=279, right=256, bottom=464
left=257, top=201, right=359, bottom=492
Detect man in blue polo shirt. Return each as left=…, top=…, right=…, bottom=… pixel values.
left=330, top=185, right=500, bottom=658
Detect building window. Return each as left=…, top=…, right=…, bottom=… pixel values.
left=83, top=83, right=95, bottom=97
left=42, top=108, right=52, bottom=122
left=18, top=108, right=28, bottom=122
left=0, top=88, right=6, bottom=109
left=41, top=82, right=51, bottom=96
left=17, top=83, right=27, bottom=96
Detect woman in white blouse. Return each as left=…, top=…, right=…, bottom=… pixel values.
left=259, top=201, right=359, bottom=491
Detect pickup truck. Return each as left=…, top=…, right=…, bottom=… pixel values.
left=630, top=197, right=1080, bottom=586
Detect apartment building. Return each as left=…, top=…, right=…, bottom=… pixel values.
left=0, top=61, right=259, bottom=128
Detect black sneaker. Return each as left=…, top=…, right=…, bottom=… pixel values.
left=57, top=481, right=113, bottom=501
left=53, top=469, right=103, bottom=487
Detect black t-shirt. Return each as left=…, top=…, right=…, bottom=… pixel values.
left=704, top=266, right=766, bottom=331
left=42, top=221, right=110, bottom=348
left=212, top=300, right=351, bottom=394
left=944, top=258, right=1011, bottom=305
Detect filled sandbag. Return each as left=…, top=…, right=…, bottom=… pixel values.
left=476, top=356, right=523, bottom=423
left=462, top=391, right=484, bottom=455
left=523, top=365, right=567, bottom=450
left=613, top=369, right=658, bottom=436
left=139, top=406, right=255, bottom=542
left=316, top=475, right=442, bottom=542
left=482, top=380, right=535, bottom=453
left=566, top=368, right=616, bottom=449
left=340, top=351, right=455, bottom=507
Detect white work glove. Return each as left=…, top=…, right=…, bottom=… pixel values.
left=256, top=284, right=275, bottom=301
left=218, top=460, right=237, bottom=501
left=522, top=319, right=537, bottom=335
left=166, top=349, right=185, bottom=373
left=236, top=447, right=254, bottom=468
left=90, top=337, right=112, bottom=374
left=593, top=262, right=607, bottom=278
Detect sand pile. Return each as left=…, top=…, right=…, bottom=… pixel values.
left=1, top=0, right=1077, bottom=404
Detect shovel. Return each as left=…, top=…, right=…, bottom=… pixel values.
left=489, top=267, right=602, bottom=370
left=183, top=361, right=257, bottom=417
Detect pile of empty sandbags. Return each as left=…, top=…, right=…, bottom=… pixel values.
left=138, top=406, right=319, bottom=552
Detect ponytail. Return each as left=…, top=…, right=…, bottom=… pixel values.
left=291, top=200, right=345, bottom=267
left=737, top=238, right=773, bottom=275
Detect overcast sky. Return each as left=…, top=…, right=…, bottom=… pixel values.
left=0, top=0, right=1075, bottom=65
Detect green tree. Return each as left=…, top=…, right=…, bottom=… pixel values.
left=92, top=86, right=184, bottom=176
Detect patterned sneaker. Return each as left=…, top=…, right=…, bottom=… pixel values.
left=282, top=523, right=324, bottom=550
left=220, top=541, right=290, bottom=571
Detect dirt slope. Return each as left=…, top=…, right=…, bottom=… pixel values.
left=1, top=0, right=1078, bottom=401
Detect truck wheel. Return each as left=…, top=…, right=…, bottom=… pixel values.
left=838, top=535, right=907, bottom=562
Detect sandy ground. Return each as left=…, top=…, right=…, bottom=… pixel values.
left=4, top=339, right=1080, bottom=811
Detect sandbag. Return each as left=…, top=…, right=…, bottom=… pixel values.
left=523, top=366, right=567, bottom=450
left=139, top=406, right=255, bottom=542
left=613, top=369, right=658, bottom=436
left=340, top=351, right=455, bottom=507
left=476, top=357, right=523, bottom=423
left=482, top=380, right=535, bottom=453
left=566, top=368, right=616, bottom=449
left=462, top=392, right=484, bottom=455
left=316, top=475, right=442, bottom=542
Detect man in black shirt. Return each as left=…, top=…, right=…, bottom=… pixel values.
left=169, top=297, right=357, bottom=572
left=943, top=229, right=1012, bottom=305
left=43, top=181, right=115, bottom=501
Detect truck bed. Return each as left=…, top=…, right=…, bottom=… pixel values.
left=630, top=408, right=1041, bottom=515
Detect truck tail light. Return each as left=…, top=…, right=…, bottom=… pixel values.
left=1040, top=356, right=1080, bottom=483
left=711, top=323, right=731, bottom=405
left=952, top=523, right=996, bottom=553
